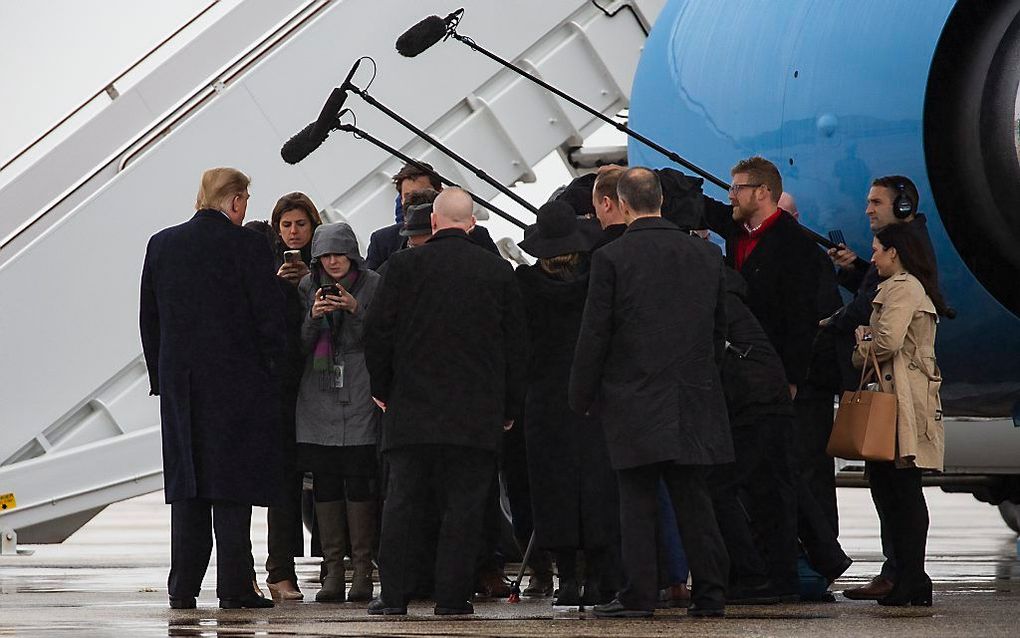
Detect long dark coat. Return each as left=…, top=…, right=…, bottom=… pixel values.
left=140, top=209, right=287, bottom=505
left=704, top=200, right=822, bottom=386
left=364, top=229, right=528, bottom=453
left=569, top=217, right=733, bottom=470
left=515, top=263, right=618, bottom=550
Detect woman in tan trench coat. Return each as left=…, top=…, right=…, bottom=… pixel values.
left=852, top=223, right=950, bottom=608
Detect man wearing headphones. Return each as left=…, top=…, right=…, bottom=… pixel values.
left=822, top=175, right=939, bottom=601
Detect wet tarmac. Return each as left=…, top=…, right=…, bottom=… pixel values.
left=1, top=488, right=1018, bottom=637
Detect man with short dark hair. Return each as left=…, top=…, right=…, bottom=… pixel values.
left=823, top=175, right=939, bottom=601
left=570, top=167, right=732, bottom=618
left=591, top=166, right=627, bottom=249
left=366, top=163, right=498, bottom=270
left=364, top=188, right=527, bottom=616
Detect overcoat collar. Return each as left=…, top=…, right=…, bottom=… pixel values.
left=427, top=227, right=472, bottom=244
left=195, top=208, right=231, bottom=224
left=623, top=216, right=680, bottom=233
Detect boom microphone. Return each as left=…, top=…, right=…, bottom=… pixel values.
left=280, top=121, right=321, bottom=165
left=395, top=9, right=461, bottom=57
left=279, top=59, right=362, bottom=164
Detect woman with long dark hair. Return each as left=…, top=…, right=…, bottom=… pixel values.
left=272, top=192, right=323, bottom=284
left=852, top=222, right=948, bottom=606
left=259, top=192, right=322, bottom=601
left=515, top=201, right=619, bottom=606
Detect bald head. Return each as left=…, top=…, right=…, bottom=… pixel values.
left=432, top=187, right=476, bottom=232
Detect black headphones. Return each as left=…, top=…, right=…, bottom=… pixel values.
left=893, top=182, right=915, bottom=219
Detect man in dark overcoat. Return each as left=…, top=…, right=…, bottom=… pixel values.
left=140, top=168, right=286, bottom=609
left=569, top=167, right=733, bottom=618
left=364, top=187, right=528, bottom=616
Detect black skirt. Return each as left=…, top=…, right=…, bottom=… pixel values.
left=296, top=442, right=378, bottom=476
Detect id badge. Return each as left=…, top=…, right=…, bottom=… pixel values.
left=332, top=359, right=345, bottom=389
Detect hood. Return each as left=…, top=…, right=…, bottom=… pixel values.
left=310, top=222, right=363, bottom=266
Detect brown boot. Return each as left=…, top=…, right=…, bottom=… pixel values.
left=476, top=566, right=511, bottom=598
left=313, top=500, right=348, bottom=602
left=345, top=499, right=378, bottom=602
left=843, top=575, right=894, bottom=600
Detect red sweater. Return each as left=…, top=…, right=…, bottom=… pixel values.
left=735, top=208, right=783, bottom=270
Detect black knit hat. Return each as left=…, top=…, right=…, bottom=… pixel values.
left=518, top=201, right=595, bottom=259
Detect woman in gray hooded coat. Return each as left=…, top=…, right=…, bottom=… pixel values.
left=296, top=222, right=381, bottom=603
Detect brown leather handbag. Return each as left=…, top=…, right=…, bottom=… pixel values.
left=827, top=347, right=897, bottom=461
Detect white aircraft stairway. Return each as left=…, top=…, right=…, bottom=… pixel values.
left=0, top=0, right=663, bottom=552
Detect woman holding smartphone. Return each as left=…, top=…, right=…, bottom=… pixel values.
left=296, top=222, right=382, bottom=603
left=260, top=192, right=322, bottom=601
left=272, top=192, right=322, bottom=285
left=853, top=222, right=949, bottom=607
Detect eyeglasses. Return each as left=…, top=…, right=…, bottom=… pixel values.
left=728, top=183, right=762, bottom=194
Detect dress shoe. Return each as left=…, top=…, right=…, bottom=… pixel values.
left=219, top=594, right=274, bottom=609
left=877, top=574, right=932, bottom=607
left=367, top=597, right=407, bottom=615
left=656, top=583, right=691, bottom=609
left=553, top=579, right=581, bottom=606
left=169, top=597, right=196, bottom=609
left=842, top=575, right=894, bottom=600
left=435, top=601, right=474, bottom=615
left=728, top=582, right=781, bottom=605
left=687, top=602, right=725, bottom=617
left=476, top=567, right=511, bottom=598
left=267, top=579, right=303, bottom=601
left=593, top=597, right=653, bottom=618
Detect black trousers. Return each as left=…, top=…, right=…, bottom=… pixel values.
left=794, top=387, right=839, bottom=534
left=169, top=498, right=253, bottom=599
left=266, top=470, right=305, bottom=583
left=712, top=416, right=799, bottom=592
left=378, top=445, right=495, bottom=608
left=867, top=462, right=927, bottom=581
left=617, top=463, right=728, bottom=611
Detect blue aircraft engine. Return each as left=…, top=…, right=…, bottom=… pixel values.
left=628, top=0, right=1020, bottom=417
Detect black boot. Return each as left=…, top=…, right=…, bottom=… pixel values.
left=314, top=500, right=348, bottom=602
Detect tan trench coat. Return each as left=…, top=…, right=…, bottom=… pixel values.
left=853, top=272, right=944, bottom=471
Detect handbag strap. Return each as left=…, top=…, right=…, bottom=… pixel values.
left=856, top=344, right=891, bottom=394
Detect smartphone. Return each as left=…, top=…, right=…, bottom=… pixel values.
left=827, top=229, right=847, bottom=248
left=320, top=284, right=340, bottom=298
left=283, top=250, right=301, bottom=264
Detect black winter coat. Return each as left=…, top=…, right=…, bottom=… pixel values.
left=721, top=268, right=794, bottom=427
left=364, top=229, right=528, bottom=452
left=569, top=217, right=733, bottom=470
left=140, top=210, right=287, bottom=505
left=515, top=263, right=618, bottom=549
left=704, top=200, right=823, bottom=386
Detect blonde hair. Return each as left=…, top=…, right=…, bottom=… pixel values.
left=196, top=167, right=250, bottom=211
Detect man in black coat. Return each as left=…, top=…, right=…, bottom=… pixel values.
left=569, top=167, right=733, bottom=618
left=702, top=157, right=819, bottom=396
left=364, top=187, right=528, bottom=616
left=140, top=168, right=286, bottom=609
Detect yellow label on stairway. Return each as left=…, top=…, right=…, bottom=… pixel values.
left=0, top=493, right=15, bottom=511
